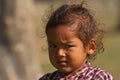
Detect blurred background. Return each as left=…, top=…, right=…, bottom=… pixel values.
left=0, top=0, right=120, bottom=80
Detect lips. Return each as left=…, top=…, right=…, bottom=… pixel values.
left=57, top=60, right=67, bottom=66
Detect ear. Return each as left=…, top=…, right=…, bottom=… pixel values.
left=86, top=39, right=96, bottom=55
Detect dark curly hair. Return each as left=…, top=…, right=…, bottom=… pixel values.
left=45, top=3, right=105, bottom=60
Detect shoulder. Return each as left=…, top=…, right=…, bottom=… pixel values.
left=80, top=62, right=113, bottom=80
left=39, top=73, right=51, bottom=80
left=91, top=67, right=114, bottom=80
left=38, top=71, right=59, bottom=80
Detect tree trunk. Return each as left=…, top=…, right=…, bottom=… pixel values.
left=0, top=0, right=41, bottom=80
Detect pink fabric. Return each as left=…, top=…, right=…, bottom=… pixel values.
left=39, top=62, right=113, bottom=80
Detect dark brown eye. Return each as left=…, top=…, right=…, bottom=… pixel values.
left=49, top=44, right=57, bottom=48
left=65, top=44, right=74, bottom=49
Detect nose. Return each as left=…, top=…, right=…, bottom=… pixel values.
left=57, top=48, right=66, bottom=57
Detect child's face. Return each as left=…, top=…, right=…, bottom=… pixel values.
left=47, top=25, right=89, bottom=74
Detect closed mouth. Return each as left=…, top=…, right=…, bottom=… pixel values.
left=57, top=61, right=67, bottom=66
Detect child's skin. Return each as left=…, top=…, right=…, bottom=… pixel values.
left=47, top=24, right=96, bottom=74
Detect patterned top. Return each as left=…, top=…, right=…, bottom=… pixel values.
left=39, top=62, right=113, bottom=80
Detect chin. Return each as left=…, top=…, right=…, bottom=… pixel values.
left=58, top=68, right=73, bottom=74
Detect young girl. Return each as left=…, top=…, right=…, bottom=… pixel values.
left=39, top=3, right=113, bottom=80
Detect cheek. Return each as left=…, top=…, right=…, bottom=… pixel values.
left=49, top=50, right=56, bottom=62
left=49, top=52, right=55, bottom=65
left=67, top=48, right=87, bottom=61
left=49, top=50, right=54, bottom=58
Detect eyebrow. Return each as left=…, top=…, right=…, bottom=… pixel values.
left=48, top=41, right=74, bottom=44
left=61, top=41, right=74, bottom=44
left=65, top=41, right=73, bottom=44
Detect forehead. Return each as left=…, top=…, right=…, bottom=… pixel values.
left=47, top=22, right=79, bottom=33
left=46, top=25, right=78, bottom=43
